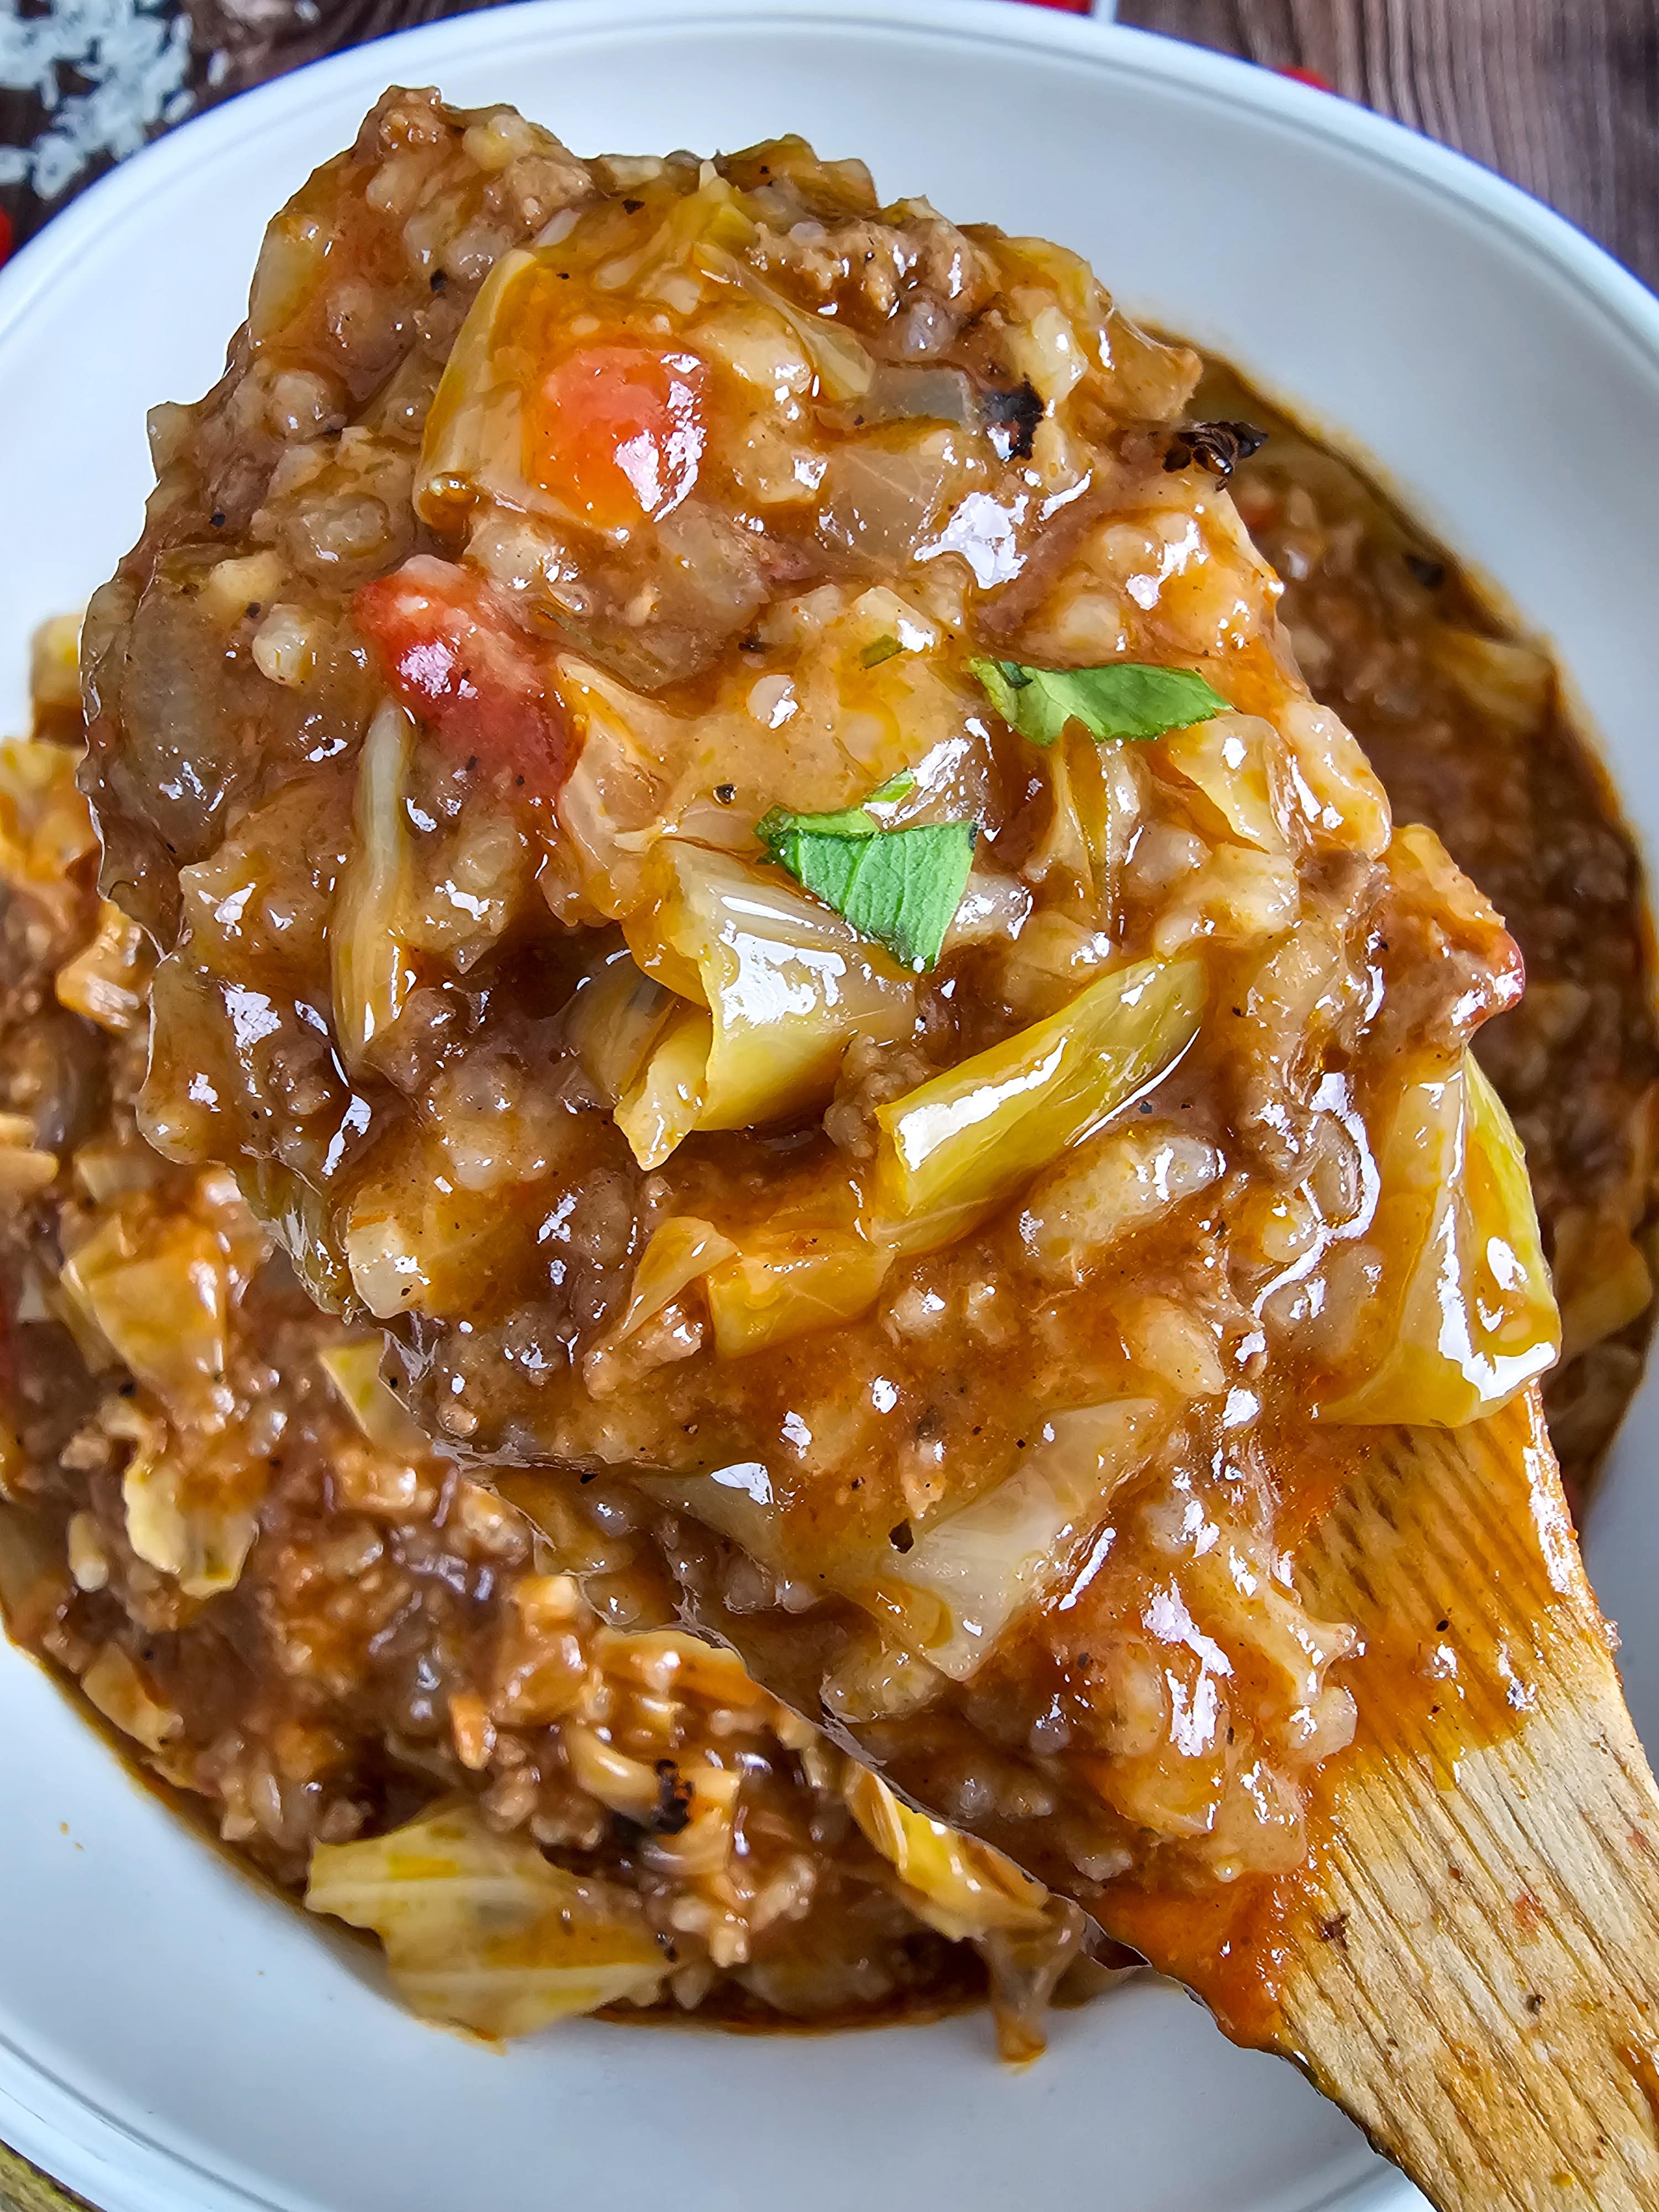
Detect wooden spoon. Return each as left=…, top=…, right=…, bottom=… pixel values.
left=596, top=1386, right=1659, bottom=2211
left=1088, top=1387, right=1659, bottom=2210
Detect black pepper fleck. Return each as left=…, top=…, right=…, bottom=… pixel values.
left=651, top=1759, right=693, bottom=1837
left=980, top=378, right=1044, bottom=463
left=1164, top=419, right=1268, bottom=482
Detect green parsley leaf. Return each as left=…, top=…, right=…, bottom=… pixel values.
left=860, top=634, right=902, bottom=669
left=865, top=769, right=917, bottom=804
left=969, top=658, right=1229, bottom=747
left=757, top=802, right=878, bottom=847
left=758, top=791, right=976, bottom=971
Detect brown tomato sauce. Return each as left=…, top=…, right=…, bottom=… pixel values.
left=1, top=91, right=1651, bottom=2053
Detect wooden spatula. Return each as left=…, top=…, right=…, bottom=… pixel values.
left=1275, top=1394, right=1659, bottom=2208
left=645, top=1386, right=1659, bottom=2211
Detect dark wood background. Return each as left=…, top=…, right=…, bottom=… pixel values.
left=1122, top=0, right=1659, bottom=289
left=2, top=1, right=1657, bottom=290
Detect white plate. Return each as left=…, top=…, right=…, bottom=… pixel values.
left=3, top=6, right=1658, bottom=2208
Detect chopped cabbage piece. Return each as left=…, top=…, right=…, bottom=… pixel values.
left=843, top=1766, right=1050, bottom=1939
left=417, top=246, right=539, bottom=530
left=55, top=899, right=153, bottom=1034
left=28, top=612, right=82, bottom=715
left=1551, top=1207, right=1655, bottom=1363
left=620, top=841, right=915, bottom=1156
left=1319, top=1050, right=1559, bottom=1424
left=1429, top=627, right=1551, bottom=739
left=0, top=1113, right=57, bottom=1207
left=0, top=1500, right=62, bottom=1632
left=0, top=735, right=97, bottom=905
left=109, top=1397, right=261, bottom=1599
left=615, top=1002, right=715, bottom=1171
left=239, top=1161, right=352, bottom=1313
left=870, top=1399, right=1167, bottom=1677
left=306, top=1799, right=667, bottom=2037
left=607, top=1215, right=738, bottom=1344
left=705, top=1230, right=892, bottom=1357
left=319, top=1338, right=435, bottom=1459
left=871, top=955, right=1205, bottom=1251
left=697, top=242, right=873, bottom=401
left=59, top=1197, right=244, bottom=1427
left=1159, top=714, right=1284, bottom=853
left=81, top=1644, right=181, bottom=1757
left=566, top=951, right=683, bottom=1108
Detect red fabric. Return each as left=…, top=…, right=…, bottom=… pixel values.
left=0, top=207, right=11, bottom=269
left=1016, top=0, right=1094, bottom=12
left=1277, top=65, right=1337, bottom=93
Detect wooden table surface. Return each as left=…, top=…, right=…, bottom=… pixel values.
left=1123, top=0, right=1659, bottom=291
left=2, top=0, right=1657, bottom=290
left=0, top=1, right=1653, bottom=2206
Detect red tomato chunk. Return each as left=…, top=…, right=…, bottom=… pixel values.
left=525, top=345, right=707, bottom=527
left=352, top=555, right=567, bottom=803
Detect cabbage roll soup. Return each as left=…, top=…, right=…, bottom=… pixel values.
left=0, top=88, right=1651, bottom=2052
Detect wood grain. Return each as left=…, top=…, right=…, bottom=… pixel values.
left=4, top=2, right=1657, bottom=290
left=1275, top=1396, right=1659, bottom=2209
left=0, top=2147, right=90, bottom=2212
left=1119, top=0, right=1659, bottom=290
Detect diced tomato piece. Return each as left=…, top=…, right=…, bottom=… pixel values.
left=523, top=345, right=707, bottom=530
left=352, top=556, right=567, bottom=805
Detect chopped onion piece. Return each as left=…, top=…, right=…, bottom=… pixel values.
left=331, top=700, right=416, bottom=1068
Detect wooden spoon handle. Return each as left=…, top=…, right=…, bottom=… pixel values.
left=1276, top=1396, right=1659, bottom=2210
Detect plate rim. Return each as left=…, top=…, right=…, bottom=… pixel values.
left=3, top=0, right=1657, bottom=359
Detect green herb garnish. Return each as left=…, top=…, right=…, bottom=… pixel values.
left=969, top=658, right=1229, bottom=747
left=866, top=769, right=916, bottom=805
left=861, top=634, right=902, bottom=669
left=757, top=786, right=976, bottom=972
